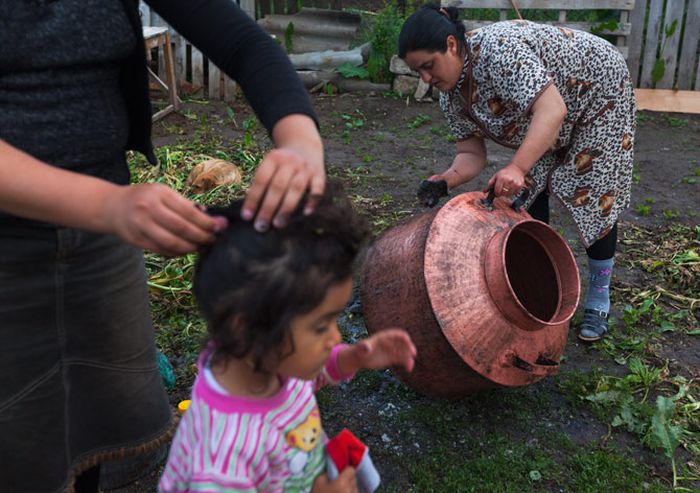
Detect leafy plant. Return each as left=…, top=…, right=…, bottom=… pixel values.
left=650, top=396, right=683, bottom=489
left=242, top=117, right=258, bottom=148
left=407, top=114, right=431, bottom=129
left=636, top=204, right=651, bottom=216
left=632, top=163, right=641, bottom=183
left=225, top=105, right=237, bottom=127
left=664, top=115, right=688, bottom=127
left=284, top=21, right=294, bottom=53
left=590, top=19, right=622, bottom=35
left=335, top=62, right=369, bottom=80
left=651, top=19, right=678, bottom=85
left=362, top=3, right=407, bottom=83
left=323, top=82, right=337, bottom=96
left=341, top=111, right=365, bottom=130
left=663, top=208, right=679, bottom=219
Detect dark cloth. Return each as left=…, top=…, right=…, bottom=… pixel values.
left=528, top=190, right=617, bottom=259
left=0, top=225, right=172, bottom=493
left=74, top=466, right=100, bottom=493
left=0, top=0, right=135, bottom=184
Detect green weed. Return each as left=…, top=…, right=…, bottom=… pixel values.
left=407, top=114, right=431, bottom=129
left=636, top=204, right=651, bottom=216
left=663, top=208, right=680, bottom=219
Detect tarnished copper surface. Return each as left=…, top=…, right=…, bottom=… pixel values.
left=360, top=191, right=580, bottom=397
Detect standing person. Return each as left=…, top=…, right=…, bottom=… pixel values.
left=159, top=183, right=416, bottom=493
left=400, top=3, right=636, bottom=342
left=0, top=0, right=324, bottom=491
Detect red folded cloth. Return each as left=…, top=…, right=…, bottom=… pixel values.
left=326, top=428, right=380, bottom=493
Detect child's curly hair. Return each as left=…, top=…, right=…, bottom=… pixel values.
left=194, top=180, right=371, bottom=373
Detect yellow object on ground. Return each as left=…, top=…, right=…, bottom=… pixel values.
left=178, top=400, right=191, bottom=414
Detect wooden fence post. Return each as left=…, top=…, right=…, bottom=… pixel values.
left=676, top=2, right=700, bottom=90
left=627, top=0, right=646, bottom=87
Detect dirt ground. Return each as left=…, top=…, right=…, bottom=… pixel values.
left=108, top=92, right=699, bottom=492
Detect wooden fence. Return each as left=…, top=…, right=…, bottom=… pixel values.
left=141, top=0, right=700, bottom=102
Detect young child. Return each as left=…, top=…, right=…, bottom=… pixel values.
left=159, top=183, right=417, bottom=493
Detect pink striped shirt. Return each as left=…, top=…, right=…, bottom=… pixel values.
left=159, top=345, right=352, bottom=493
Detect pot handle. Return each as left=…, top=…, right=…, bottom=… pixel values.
left=480, top=187, right=530, bottom=212
left=512, top=354, right=560, bottom=376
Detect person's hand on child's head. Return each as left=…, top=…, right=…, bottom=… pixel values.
left=105, top=183, right=228, bottom=257
left=356, top=329, right=417, bottom=372
left=241, top=115, right=325, bottom=232
left=312, top=468, right=358, bottom=493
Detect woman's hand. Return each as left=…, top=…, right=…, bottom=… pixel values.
left=241, top=114, right=325, bottom=232
left=312, top=469, right=358, bottom=493
left=486, top=163, right=527, bottom=197
left=103, top=183, right=227, bottom=257
left=339, top=329, right=417, bottom=375
left=416, top=176, right=449, bottom=207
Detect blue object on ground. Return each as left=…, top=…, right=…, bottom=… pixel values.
left=157, top=350, right=176, bottom=390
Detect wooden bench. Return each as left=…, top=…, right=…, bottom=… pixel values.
left=143, top=26, right=180, bottom=121
left=443, top=0, right=636, bottom=60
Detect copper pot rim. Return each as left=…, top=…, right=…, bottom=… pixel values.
left=484, top=219, right=581, bottom=329
left=423, top=192, right=576, bottom=386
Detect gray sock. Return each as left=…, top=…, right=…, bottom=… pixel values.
left=584, top=256, right=614, bottom=314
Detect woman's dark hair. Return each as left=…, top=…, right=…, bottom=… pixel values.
left=194, top=180, right=371, bottom=373
left=398, top=3, right=466, bottom=59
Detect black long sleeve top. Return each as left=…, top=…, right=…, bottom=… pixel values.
left=127, top=0, right=318, bottom=164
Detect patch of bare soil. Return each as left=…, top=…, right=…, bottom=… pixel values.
left=108, top=93, right=699, bottom=491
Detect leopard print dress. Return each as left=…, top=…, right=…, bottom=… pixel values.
left=440, top=20, right=636, bottom=247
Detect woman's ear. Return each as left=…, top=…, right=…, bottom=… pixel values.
left=446, top=34, right=458, bottom=55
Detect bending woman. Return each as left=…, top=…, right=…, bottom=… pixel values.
left=400, top=4, right=635, bottom=342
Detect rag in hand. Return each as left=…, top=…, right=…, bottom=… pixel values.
left=326, top=429, right=380, bottom=493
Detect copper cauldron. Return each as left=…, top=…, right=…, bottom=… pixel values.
left=360, top=191, right=580, bottom=397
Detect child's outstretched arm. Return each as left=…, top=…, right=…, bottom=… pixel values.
left=337, top=329, right=416, bottom=376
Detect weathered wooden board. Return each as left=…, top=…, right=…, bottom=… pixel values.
left=676, top=1, right=700, bottom=90
left=445, top=0, right=634, bottom=9
left=626, top=0, right=646, bottom=86
left=639, top=0, right=665, bottom=88
left=657, top=0, right=685, bottom=89
left=635, top=89, right=700, bottom=114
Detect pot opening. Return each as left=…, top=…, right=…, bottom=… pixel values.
left=504, top=226, right=561, bottom=322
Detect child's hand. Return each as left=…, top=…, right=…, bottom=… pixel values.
left=311, top=468, right=358, bottom=493
left=347, top=329, right=417, bottom=374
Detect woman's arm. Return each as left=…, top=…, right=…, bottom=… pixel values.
left=147, top=0, right=325, bottom=230
left=431, top=135, right=487, bottom=190
left=0, top=140, right=223, bottom=256
left=487, top=84, right=567, bottom=196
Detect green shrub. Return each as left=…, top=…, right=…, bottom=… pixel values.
left=359, top=3, right=407, bottom=83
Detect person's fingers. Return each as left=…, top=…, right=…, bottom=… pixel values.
left=162, top=192, right=224, bottom=242
left=253, top=163, right=297, bottom=231
left=356, top=340, right=371, bottom=357
left=303, top=172, right=326, bottom=215
left=342, top=466, right=358, bottom=493
left=241, top=157, right=279, bottom=222
left=137, top=222, right=198, bottom=257
left=272, top=170, right=310, bottom=228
